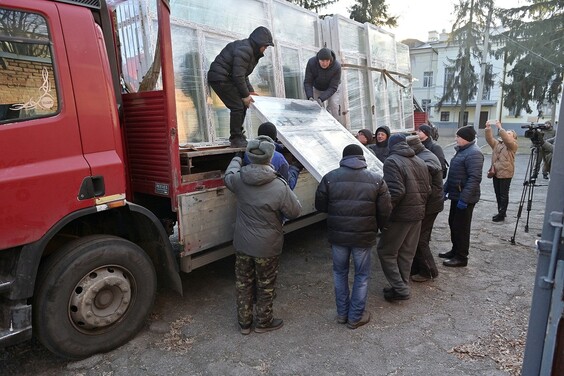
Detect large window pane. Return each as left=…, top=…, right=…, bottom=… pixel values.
left=273, top=1, right=318, bottom=46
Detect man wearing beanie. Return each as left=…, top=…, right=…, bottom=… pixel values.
left=304, top=47, right=342, bottom=120
left=208, top=26, right=275, bottom=148
left=373, top=126, right=391, bottom=162
left=406, top=136, right=444, bottom=282
left=417, top=125, right=448, bottom=178
left=441, top=125, right=484, bottom=267
left=315, top=144, right=391, bottom=329
left=243, top=122, right=300, bottom=190
left=377, top=133, right=430, bottom=301
left=224, top=136, right=301, bottom=334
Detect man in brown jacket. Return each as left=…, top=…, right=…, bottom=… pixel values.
left=485, top=120, right=518, bottom=222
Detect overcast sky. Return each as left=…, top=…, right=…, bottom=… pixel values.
left=322, top=0, right=526, bottom=42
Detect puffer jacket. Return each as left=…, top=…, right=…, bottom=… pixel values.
left=383, top=141, right=430, bottom=222
left=224, top=157, right=301, bottom=257
left=485, top=128, right=518, bottom=179
left=422, top=137, right=448, bottom=178
left=370, top=126, right=390, bottom=163
left=303, top=49, right=342, bottom=101
left=444, top=140, right=484, bottom=204
left=411, top=141, right=444, bottom=215
left=315, top=155, right=391, bottom=247
left=208, top=27, right=274, bottom=98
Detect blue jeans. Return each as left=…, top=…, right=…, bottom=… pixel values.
left=331, top=245, right=371, bottom=323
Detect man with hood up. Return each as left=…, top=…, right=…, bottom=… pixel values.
left=372, top=126, right=390, bottom=162
left=304, top=47, right=342, bottom=120
left=224, top=136, right=301, bottom=334
left=208, top=26, right=274, bottom=148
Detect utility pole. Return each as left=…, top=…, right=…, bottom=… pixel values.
left=473, top=5, right=493, bottom=131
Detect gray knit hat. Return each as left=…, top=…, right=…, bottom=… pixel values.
left=406, top=135, right=422, bottom=147
left=246, top=135, right=275, bottom=165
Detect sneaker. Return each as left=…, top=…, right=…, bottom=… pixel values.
left=254, top=318, right=283, bottom=333
left=346, top=311, right=371, bottom=329
left=411, top=274, right=432, bottom=282
left=384, top=289, right=410, bottom=302
left=336, top=315, right=347, bottom=324
left=239, top=324, right=251, bottom=335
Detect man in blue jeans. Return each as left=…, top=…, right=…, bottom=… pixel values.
left=315, top=144, right=391, bottom=329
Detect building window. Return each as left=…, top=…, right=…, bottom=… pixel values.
left=443, top=67, right=454, bottom=97
left=423, top=71, right=433, bottom=87
left=0, top=8, right=59, bottom=124
left=463, top=111, right=469, bottom=125
left=440, top=111, right=450, bottom=121
left=421, top=99, right=431, bottom=113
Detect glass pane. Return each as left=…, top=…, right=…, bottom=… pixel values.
left=338, top=18, right=366, bottom=55
left=344, top=61, right=371, bottom=132
left=0, top=9, right=58, bottom=123
left=368, top=28, right=396, bottom=71
left=396, top=42, right=410, bottom=74
left=387, top=87, right=402, bottom=131
left=204, top=36, right=232, bottom=140
left=251, top=96, right=383, bottom=181
left=280, top=47, right=302, bottom=99
left=273, top=1, right=318, bottom=46
left=373, top=74, right=389, bottom=129
left=171, top=25, right=206, bottom=143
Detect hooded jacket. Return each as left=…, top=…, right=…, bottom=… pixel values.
left=383, top=140, right=430, bottom=222
left=224, top=156, right=301, bottom=257
left=303, top=49, right=342, bottom=102
left=208, top=26, right=274, bottom=98
left=409, top=140, right=444, bottom=215
left=370, top=126, right=390, bottom=162
left=485, top=128, right=518, bottom=179
left=315, top=155, right=391, bottom=247
left=421, top=137, right=448, bottom=178
left=444, top=140, right=484, bottom=204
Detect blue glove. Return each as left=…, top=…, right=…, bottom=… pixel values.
left=457, top=200, right=468, bottom=210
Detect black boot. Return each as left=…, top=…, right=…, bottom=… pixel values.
left=492, top=214, right=505, bottom=222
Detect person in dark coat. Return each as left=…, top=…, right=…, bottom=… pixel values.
left=224, top=136, right=301, bottom=334
left=315, top=144, right=391, bottom=329
left=440, top=126, right=484, bottom=267
left=377, top=134, right=430, bottom=301
left=418, top=124, right=448, bottom=178
left=356, top=129, right=377, bottom=156
left=304, top=47, right=342, bottom=119
left=373, top=126, right=390, bottom=162
left=406, top=136, right=444, bottom=282
left=208, top=27, right=274, bottom=147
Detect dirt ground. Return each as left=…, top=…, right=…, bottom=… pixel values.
left=0, top=137, right=548, bottom=376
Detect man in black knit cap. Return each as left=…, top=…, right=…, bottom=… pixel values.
left=304, top=47, right=342, bottom=120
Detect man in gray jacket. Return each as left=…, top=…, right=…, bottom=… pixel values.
left=377, top=134, right=430, bottom=301
left=315, top=144, right=391, bottom=329
left=224, top=136, right=301, bottom=334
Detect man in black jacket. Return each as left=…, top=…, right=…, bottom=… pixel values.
left=304, top=47, right=342, bottom=120
left=208, top=26, right=274, bottom=148
left=418, top=125, right=448, bottom=178
left=315, top=144, right=391, bottom=329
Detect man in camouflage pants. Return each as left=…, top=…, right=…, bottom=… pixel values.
left=224, top=136, right=301, bottom=334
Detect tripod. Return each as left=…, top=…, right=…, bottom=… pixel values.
left=510, top=144, right=543, bottom=244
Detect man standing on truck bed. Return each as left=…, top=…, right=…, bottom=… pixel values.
left=304, top=47, right=342, bottom=120
left=208, top=26, right=274, bottom=148
left=224, top=136, right=301, bottom=334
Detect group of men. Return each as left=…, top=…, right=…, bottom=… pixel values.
left=218, top=26, right=485, bottom=333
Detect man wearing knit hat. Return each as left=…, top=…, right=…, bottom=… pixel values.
left=356, top=129, right=378, bottom=157
left=417, top=125, right=448, bottom=178
left=224, top=136, right=301, bottom=334
left=376, top=133, right=430, bottom=301
left=441, top=125, right=484, bottom=267
left=315, top=144, right=391, bottom=329
left=304, top=47, right=342, bottom=120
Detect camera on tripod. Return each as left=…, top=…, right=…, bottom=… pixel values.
left=522, top=122, right=548, bottom=146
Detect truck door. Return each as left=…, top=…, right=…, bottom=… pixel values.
left=0, top=1, right=92, bottom=249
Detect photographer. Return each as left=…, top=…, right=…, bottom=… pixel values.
left=485, top=120, right=518, bottom=222
left=535, top=121, right=554, bottom=179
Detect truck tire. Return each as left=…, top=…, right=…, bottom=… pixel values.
left=33, top=235, right=157, bottom=359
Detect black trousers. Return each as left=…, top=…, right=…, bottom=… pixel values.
left=209, top=81, right=246, bottom=140
left=448, top=200, right=476, bottom=260
left=411, top=212, right=439, bottom=278
left=492, top=177, right=512, bottom=217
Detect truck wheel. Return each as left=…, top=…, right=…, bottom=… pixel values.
left=33, top=235, right=156, bottom=359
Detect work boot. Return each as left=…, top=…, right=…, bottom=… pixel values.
left=254, top=318, right=283, bottom=333
left=384, top=289, right=410, bottom=302
left=346, top=311, right=371, bottom=329
left=239, top=323, right=251, bottom=335
left=230, top=135, right=247, bottom=148
left=492, top=214, right=505, bottom=222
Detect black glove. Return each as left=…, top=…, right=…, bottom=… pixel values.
left=235, top=151, right=245, bottom=159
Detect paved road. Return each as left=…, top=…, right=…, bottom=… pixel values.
left=1, top=138, right=548, bottom=376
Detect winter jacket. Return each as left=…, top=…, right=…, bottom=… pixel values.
left=224, top=157, right=301, bottom=257
left=410, top=141, right=444, bottom=215
left=444, top=140, right=484, bottom=204
left=370, top=126, right=390, bottom=163
left=485, top=128, right=518, bottom=179
left=315, top=155, right=391, bottom=247
left=383, top=141, right=430, bottom=222
left=422, top=137, right=448, bottom=178
left=304, top=49, right=341, bottom=102
left=208, top=27, right=274, bottom=98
